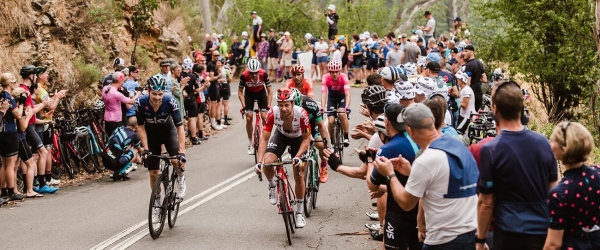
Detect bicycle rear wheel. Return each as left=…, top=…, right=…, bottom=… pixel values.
left=279, top=180, right=293, bottom=245
left=75, top=136, right=96, bottom=174
left=168, top=176, right=181, bottom=229
left=312, top=157, right=320, bottom=210
left=50, top=147, right=63, bottom=180
left=149, top=175, right=168, bottom=239
left=59, top=142, right=75, bottom=179
left=304, top=160, right=314, bottom=218
left=253, top=118, right=261, bottom=164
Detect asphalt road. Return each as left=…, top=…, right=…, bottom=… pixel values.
left=1, top=82, right=381, bottom=250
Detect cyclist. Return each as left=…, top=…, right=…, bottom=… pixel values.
left=239, top=58, right=272, bottom=155
left=135, top=75, right=187, bottom=223
left=321, top=60, right=350, bottom=147
left=284, top=65, right=315, bottom=98
left=255, top=88, right=311, bottom=228
left=289, top=88, right=330, bottom=183
left=101, top=117, right=143, bottom=181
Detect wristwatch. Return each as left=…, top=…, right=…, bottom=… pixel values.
left=475, top=234, right=486, bottom=244
left=386, top=174, right=396, bottom=184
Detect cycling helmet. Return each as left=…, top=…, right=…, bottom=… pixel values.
left=147, top=75, right=167, bottom=91
left=417, top=56, right=427, bottom=68
left=393, top=80, right=415, bottom=100
left=94, top=100, right=104, bottom=109
left=327, top=60, right=342, bottom=72
left=455, top=71, right=468, bottom=83
left=379, top=66, right=402, bottom=81
left=430, top=78, right=449, bottom=101
left=20, top=65, right=38, bottom=78
left=113, top=58, right=125, bottom=67
left=276, top=88, right=296, bottom=102
left=395, top=66, right=407, bottom=77
left=415, top=77, right=437, bottom=97
left=182, top=62, right=193, bottom=70
left=74, top=126, right=89, bottom=138
left=361, top=85, right=387, bottom=109
left=403, top=63, right=417, bottom=77
left=247, top=58, right=261, bottom=72
left=291, top=65, right=305, bottom=74
left=492, top=68, right=504, bottom=81
left=374, top=114, right=389, bottom=136
left=290, top=88, right=303, bottom=106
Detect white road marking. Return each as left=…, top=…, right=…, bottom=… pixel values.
left=112, top=172, right=256, bottom=250
left=90, top=168, right=254, bottom=250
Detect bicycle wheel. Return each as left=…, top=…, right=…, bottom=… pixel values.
left=279, top=180, right=293, bottom=245
left=16, top=170, right=24, bottom=194
left=312, top=158, right=320, bottom=209
left=59, top=141, right=75, bottom=179
left=88, top=136, right=105, bottom=173
left=168, top=175, right=181, bottom=229
left=148, top=175, right=168, bottom=239
left=304, top=160, right=314, bottom=218
left=50, top=147, right=63, bottom=180
left=75, top=136, right=96, bottom=174
left=334, top=121, right=344, bottom=164
left=253, top=118, right=261, bottom=164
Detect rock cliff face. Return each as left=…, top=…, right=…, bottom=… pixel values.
left=1, top=0, right=190, bottom=102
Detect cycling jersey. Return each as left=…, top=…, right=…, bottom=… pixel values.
left=298, top=96, right=323, bottom=135
left=239, top=69, right=271, bottom=93
left=102, top=126, right=141, bottom=171
left=134, top=93, right=183, bottom=130
left=0, top=91, right=18, bottom=133
left=264, top=105, right=310, bottom=138
left=321, top=73, right=350, bottom=98
left=284, top=79, right=315, bottom=98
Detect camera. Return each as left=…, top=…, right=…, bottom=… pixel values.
left=135, top=86, right=143, bottom=92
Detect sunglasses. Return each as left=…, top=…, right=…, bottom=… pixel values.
left=561, top=121, right=570, bottom=146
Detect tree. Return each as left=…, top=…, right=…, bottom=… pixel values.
left=199, top=0, right=212, bottom=41
left=474, top=0, right=600, bottom=122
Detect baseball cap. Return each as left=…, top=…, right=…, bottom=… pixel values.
left=446, top=58, right=458, bottom=65
left=424, top=11, right=432, bottom=16
left=284, top=31, right=290, bottom=36
left=455, top=71, right=468, bottom=83
left=415, top=30, right=423, bottom=36
left=217, top=34, right=224, bottom=39
left=384, top=103, right=407, bottom=132
left=450, top=48, right=459, bottom=54
left=426, top=52, right=441, bottom=63
left=113, top=58, right=125, bottom=67
left=394, top=80, right=415, bottom=100
left=338, top=35, right=346, bottom=40
left=437, top=41, right=446, bottom=48
left=251, top=10, right=257, bottom=15
left=160, top=60, right=171, bottom=66
left=401, top=33, right=407, bottom=38
left=242, top=31, right=248, bottom=36
left=426, top=62, right=441, bottom=72
left=278, top=31, right=284, bottom=36
left=402, top=103, right=435, bottom=129
left=454, top=17, right=462, bottom=22
left=464, top=45, right=475, bottom=51
left=359, top=34, right=365, bottom=40
left=260, top=33, right=267, bottom=37
left=305, top=33, right=312, bottom=40
left=364, top=31, right=370, bottom=38
left=328, top=4, right=335, bottom=11
left=269, top=28, right=275, bottom=32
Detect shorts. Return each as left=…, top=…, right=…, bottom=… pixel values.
left=352, top=58, right=362, bottom=69
left=282, top=58, right=292, bottom=67
left=220, top=83, right=231, bottom=100
left=102, top=148, right=135, bottom=172
left=229, top=57, right=242, bottom=67
left=25, top=124, right=44, bottom=151
left=342, top=57, right=348, bottom=68
left=146, top=126, right=179, bottom=171
left=208, top=81, right=221, bottom=101
left=326, top=97, right=346, bottom=117
left=268, top=57, right=279, bottom=70
left=184, top=99, right=199, bottom=117
left=492, top=229, right=545, bottom=250
left=0, top=132, right=19, bottom=157
left=383, top=219, right=422, bottom=250
left=367, top=58, right=379, bottom=70
left=198, top=102, right=207, bottom=114
left=244, top=89, right=269, bottom=112
left=317, top=56, right=328, bottom=64
left=18, top=139, right=33, bottom=161
left=328, top=29, right=337, bottom=41
left=41, top=129, right=53, bottom=147
left=311, top=54, right=318, bottom=65
left=265, top=130, right=303, bottom=158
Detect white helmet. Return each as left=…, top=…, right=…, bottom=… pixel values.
left=464, top=29, right=471, bottom=37
left=246, top=58, right=261, bottom=72
left=417, top=56, right=427, bottom=68
left=327, top=4, right=335, bottom=11
left=415, top=77, right=437, bottom=97
left=241, top=31, right=249, bottom=37
left=305, top=33, right=312, bottom=40
left=403, top=62, right=417, bottom=77
left=183, top=57, right=193, bottom=65
left=374, top=115, right=389, bottom=136
left=74, top=127, right=89, bottom=138
left=94, top=100, right=104, bottom=109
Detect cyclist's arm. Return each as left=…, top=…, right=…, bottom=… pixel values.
left=264, top=74, right=272, bottom=108
left=258, top=108, right=275, bottom=163
left=136, top=126, right=148, bottom=150
left=343, top=74, right=351, bottom=108
left=238, top=77, right=246, bottom=108
left=316, top=120, right=329, bottom=144
left=306, top=80, right=315, bottom=98
left=321, top=81, right=328, bottom=110
left=295, top=110, right=312, bottom=158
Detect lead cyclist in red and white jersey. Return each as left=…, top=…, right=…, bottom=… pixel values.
left=321, top=60, right=351, bottom=147
left=239, top=58, right=273, bottom=155
left=255, top=88, right=312, bottom=229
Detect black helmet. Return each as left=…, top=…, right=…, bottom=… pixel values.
left=20, top=65, right=38, bottom=78
left=361, top=85, right=387, bottom=110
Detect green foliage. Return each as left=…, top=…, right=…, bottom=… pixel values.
left=91, top=44, right=110, bottom=64
left=473, top=0, right=600, bottom=122
left=134, top=46, right=152, bottom=69
left=73, top=56, right=102, bottom=90
left=87, top=0, right=121, bottom=23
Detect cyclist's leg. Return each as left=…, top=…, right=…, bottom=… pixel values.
left=164, top=127, right=182, bottom=172
left=244, top=92, right=256, bottom=143
left=185, top=99, right=199, bottom=141
left=147, top=136, right=162, bottom=190
left=257, top=89, right=269, bottom=124
left=26, top=124, right=48, bottom=189
left=326, top=98, right=336, bottom=137
left=337, top=98, right=349, bottom=134
left=288, top=136, right=306, bottom=202
left=263, top=131, right=286, bottom=194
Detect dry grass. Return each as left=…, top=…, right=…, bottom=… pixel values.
left=0, top=0, right=36, bottom=38
left=51, top=0, right=71, bottom=26
left=0, top=42, right=30, bottom=74
left=47, top=39, right=76, bottom=90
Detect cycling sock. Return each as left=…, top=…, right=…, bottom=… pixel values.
left=45, top=172, right=52, bottom=182
left=7, top=188, right=14, bottom=196
left=344, top=133, right=349, bottom=140
left=217, top=119, right=222, bottom=125
left=225, top=115, right=229, bottom=121
left=268, top=178, right=276, bottom=187
left=1, top=188, right=7, bottom=196
left=296, top=199, right=304, bottom=214
left=37, top=175, right=46, bottom=187
left=210, top=118, right=217, bottom=127
left=355, top=80, right=360, bottom=85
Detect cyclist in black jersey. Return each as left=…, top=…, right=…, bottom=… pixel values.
left=135, top=75, right=187, bottom=199
left=289, top=88, right=331, bottom=183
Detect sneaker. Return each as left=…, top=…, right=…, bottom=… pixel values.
left=131, top=163, right=138, bottom=171
left=224, top=120, right=231, bottom=126
left=319, top=161, right=328, bottom=183
left=37, top=185, right=59, bottom=194
left=0, top=197, right=9, bottom=205
left=112, top=172, right=120, bottom=181
left=226, top=117, right=232, bottom=121
left=152, top=195, right=162, bottom=223
left=343, top=138, right=350, bottom=147
left=268, top=186, right=277, bottom=205
left=192, top=137, right=202, bottom=145
left=120, top=173, right=131, bottom=181
left=48, top=178, right=61, bottom=186
left=177, top=175, right=187, bottom=198
left=211, top=124, right=223, bottom=131
left=370, top=228, right=384, bottom=241
left=221, top=124, right=228, bottom=128
left=295, top=213, right=306, bottom=228
left=365, top=223, right=381, bottom=231
left=8, top=193, right=25, bottom=201
left=124, top=165, right=133, bottom=174
left=366, top=211, right=379, bottom=221
left=247, top=146, right=255, bottom=155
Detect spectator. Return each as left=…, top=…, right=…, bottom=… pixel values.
left=544, top=122, right=600, bottom=250
left=314, top=36, right=329, bottom=78
left=267, top=29, right=279, bottom=81
left=325, top=4, right=338, bottom=40
left=206, top=51, right=223, bottom=130
left=417, top=37, right=427, bottom=57
left=350, top=34, right=364, bottom=86
left=401, top=36, right=421, bottom=64
left=337, top=36, right=349, bottom=74
left=463, top=45, right=486, bottom=111
left=419, top=11, right=436, bottom=43
left=477, top=81, right=558, bottom=250
left=278, top=31, right=294, bottom=81
left=251, top=11, right=263, bottom=46
left=373, top=102, right=479, bottom=249
left=230, top=36, right=243, bottom=76
left=455, top=71, right=475, bottom=134
left=386, top=42, right=402, bottom=67
left=257, top=33, right=269, bottom=72
left=217, top=34, right=227, bottom=58
left=241, top=31, right=251, bottom=65
left=101, top=118, right=143, bottom=181
left=102, top=72, right=141, bottom=135
left=204, top=34, right=216, bottom=64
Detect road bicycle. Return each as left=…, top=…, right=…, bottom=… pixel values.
left=49, top=118, right=76, bottom=179
left=303, top=140, right=324, bottom=218
left=326, top=110, right=349, bottom=164
left=241, top=100, right=264, bottom=165
left=145, top=154, right=185, bottom=239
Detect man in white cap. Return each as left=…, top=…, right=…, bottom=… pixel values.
left=251, top=11, right=263, bottom=45
left=241, top=31, right=250, bottom=66
left=325, top=4, right=339, bottom=40
left=305, top=33, right=319, bottom=81
left=278, top=31, right=294, bottom=80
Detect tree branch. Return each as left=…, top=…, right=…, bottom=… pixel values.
left=392, top=0, right=441, bottom=32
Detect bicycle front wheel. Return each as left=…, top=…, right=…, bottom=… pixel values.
left=75, top=136, right=96, bottom=174
left=334, top=121, right=344, bottom=164
left=168, top=176, right=181, bottom=229
left=148, top=175, right=168, bottom=239
left=304, top=160, right=314, bottom=218
left=279, top=180, right=293, bottom=245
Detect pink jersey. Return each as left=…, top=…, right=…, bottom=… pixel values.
left=102, top=86, right=130, bottom=122
left=321, top=73, right=350, bottom=97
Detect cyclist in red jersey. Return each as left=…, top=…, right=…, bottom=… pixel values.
left=239, top=58, right=273, bottom=155
left=321, top=60, right=351, bottom=147
left=284, top=65, right=315, bottom=98
left=255, top=88, right=312, bottom=228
